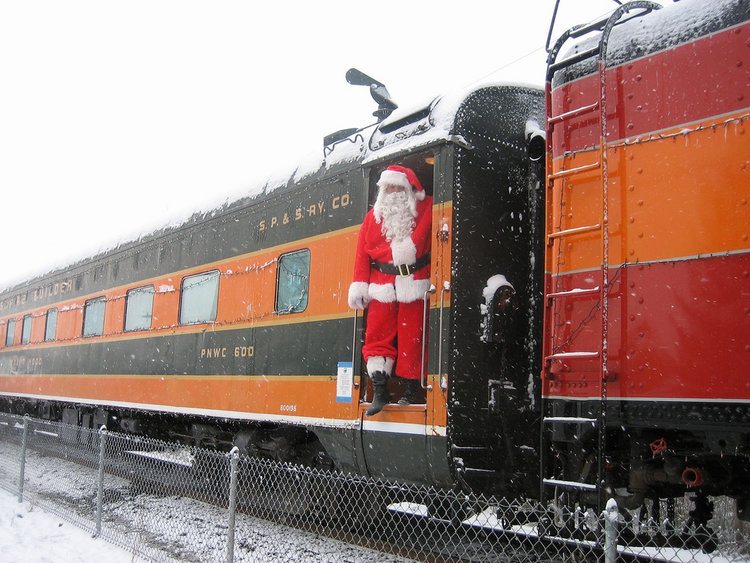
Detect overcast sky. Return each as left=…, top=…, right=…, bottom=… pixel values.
left=0, top=0, right=655, bottom=292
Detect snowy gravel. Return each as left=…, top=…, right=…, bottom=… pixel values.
left=0, top=438, right=411, bottom=562
left=0, top=487, right=137, bottom=563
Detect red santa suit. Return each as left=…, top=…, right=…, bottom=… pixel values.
left=348, top=165, right=432, bottom=380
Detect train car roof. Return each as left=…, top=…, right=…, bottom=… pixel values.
left=552, top=0, right=749, bottom=86
left=0, top=80, right=540, bottom=297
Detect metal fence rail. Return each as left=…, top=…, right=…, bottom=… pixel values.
left=0, top=413, right=748, bottom=562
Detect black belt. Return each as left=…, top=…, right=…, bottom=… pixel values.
left=372, top=253, right=430, bottom=276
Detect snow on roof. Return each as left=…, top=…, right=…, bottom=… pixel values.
left=555, top=0, right=747, bottom=83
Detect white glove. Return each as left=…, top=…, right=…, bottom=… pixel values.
left=348, top=282, right=370, bottom=310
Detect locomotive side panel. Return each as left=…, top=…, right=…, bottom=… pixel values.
left=544, top=0, right=750, bottom=508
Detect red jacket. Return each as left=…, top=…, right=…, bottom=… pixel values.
left=350, top=196, right=432, bottom=304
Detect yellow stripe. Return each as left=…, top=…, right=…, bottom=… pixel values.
left=0, top=310, right=354, bottom=353
left=2, top=200, right=455, bottom=348
left=0, top=373, right=338, bottom=382
left=1, top=224, right=362, bottom=320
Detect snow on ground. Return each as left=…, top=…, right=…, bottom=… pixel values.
left=0, top=487, right=137, bottom=563
left=0, top=438, right=411, bottom=562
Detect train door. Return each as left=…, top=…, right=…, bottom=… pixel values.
left=355, top=152, right=436, bottom=483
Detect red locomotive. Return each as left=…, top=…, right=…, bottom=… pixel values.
left=542, top=0, right=750, bottom=535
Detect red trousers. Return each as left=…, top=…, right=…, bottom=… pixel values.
left=362, top=299, right=426, bottom=380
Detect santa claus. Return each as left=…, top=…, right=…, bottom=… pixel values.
left=348, top=165, right=432, bottom=416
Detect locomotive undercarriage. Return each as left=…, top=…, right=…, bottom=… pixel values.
left=0, top=397, right=336, bottom=471
left=543, top=401, right=750, bottom=552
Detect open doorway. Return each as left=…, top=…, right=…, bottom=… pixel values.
left=358, top=151, right=436, bottom=408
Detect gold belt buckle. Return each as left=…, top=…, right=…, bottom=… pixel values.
left=397, top=264, right=411, bottom=276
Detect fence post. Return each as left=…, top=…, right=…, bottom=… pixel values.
left=226, top=446, right=240, bottom=563
left=18, top=415, right=30, bottom=503
left=94, top=425, right=107, bottom=537
left=603, top=498, right=619, bottom=563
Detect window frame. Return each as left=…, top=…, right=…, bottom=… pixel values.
left=21, top=314, right=32, bottom=345
left=4, top=319, right=16, bottom=347
left=124, top=285, right=155, bottom=332
left=82, top=296, right=107, bottom=338
left=275, top=248, right=311, bottom=315
left=44, top=308, right=58, bottom=342
left=178, top=270, right=220, bottom=326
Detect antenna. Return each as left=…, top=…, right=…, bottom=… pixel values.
left=345, top=68, right=398, bottom=122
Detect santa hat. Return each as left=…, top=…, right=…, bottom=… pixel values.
left=376, top=165, right=426, bottom=201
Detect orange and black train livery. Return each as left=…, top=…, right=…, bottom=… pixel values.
left=0, top=0, right=748, bottom=522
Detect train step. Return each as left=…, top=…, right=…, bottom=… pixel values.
left=548, top=46, right=601, bottom=76
left=543, top=478, right=597, bottom=492
left=545, top=351, right=599, bottom=361
left=548, top=161, right=601, bottom=181
left=543, top=417, right=597, bottom=424
left=547, top=224, right=601, bottom=244
left=548, top=101, right=600, bottom=127
left=546, top=286, right=599, bottom=301
left=451, top=445, right=491, bottom=453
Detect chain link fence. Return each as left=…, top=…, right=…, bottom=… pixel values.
left=0, top=412, right=748, bottom=562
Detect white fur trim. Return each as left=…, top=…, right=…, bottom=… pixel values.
left=377, top=170, right=411, bottom=191
left=390, top=237, right=417, bottom=266
left=366, top=356, right=395, bottom=376
left=414, top=189, right=425, bottom=200
left=348, top=281, right=370, bottom=310
left=368, top=283, right=396, bottom=303
left=367, top=356, right=385, bottom=374
left=395, top=276, right=432, bottom=303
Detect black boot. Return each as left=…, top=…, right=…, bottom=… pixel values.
left=397, top=379, right=421, bottom=406
left=365, top=371, right=390, bottom=416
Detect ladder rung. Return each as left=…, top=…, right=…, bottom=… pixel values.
left=549, top=162, right=600, bottom=180
left=451, top=445, right=489, bottom=452
left=544, top=478, right=598, bottom=492
left=462, top=468, right=498, bottom=475
left=569, top=18, right=609, bottom=39
left=547, top=286, right=600, bottom=299
left=546, top=351, right=599, bottom=360
left=548, top=101, right=600, bottom=126
left=547, top=224, right=601, bottom=241
left=543, top=417, right=597, bottom=424
left=548, top=46, right=601, bottom=75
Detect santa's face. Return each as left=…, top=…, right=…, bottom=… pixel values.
left=373, top=183, right=417, bottom=242
left=383, top=184, right=406, bottom=195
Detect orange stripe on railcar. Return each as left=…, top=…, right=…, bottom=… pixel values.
left=1, top=204, right=454, bottom=353
left=547, top=110, right=750, bottom=274
left=0, top=372, right=448, bottom=431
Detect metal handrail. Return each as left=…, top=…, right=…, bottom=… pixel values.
left=437, top=283, right=450, bottom=380
left=351, top=309, right=362, bottom=397
left=420, top=285, right=437, bottom=390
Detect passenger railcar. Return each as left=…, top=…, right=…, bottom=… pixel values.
left=0, top=84, right=545, bottom=497
left=542, top=0, right=750, bottom=527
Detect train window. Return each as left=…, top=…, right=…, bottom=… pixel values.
left=125, top=285, right=155, bottom=332
left=5, top=319, right=16, bottom=347
left=276, top=249, right=310, bottom=314
left=21, top=314, right=32, bottom=345
left=82, top=297, right=106, bottom=337
left=44, top=309, right=58, bottom=342
left=180, top=270, right=219, bottom=325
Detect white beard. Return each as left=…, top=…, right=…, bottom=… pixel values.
left=373, top=190, right=417, bottom=242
